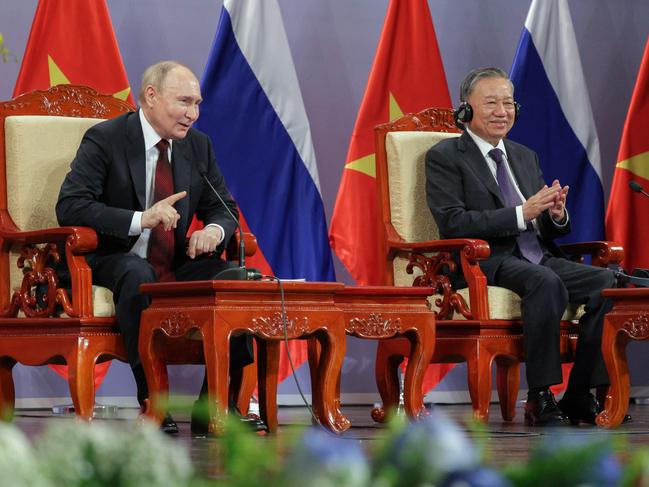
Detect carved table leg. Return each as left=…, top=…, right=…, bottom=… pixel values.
left=257, top=339, right=280, bottom=433
left=596, top=317, right=632, bottom=427
left=203, top=325, right=230, bottom=436
left=403, top=324, right=435, bottom=420
left=316, top=326, right=350, bottom=433
left=307, top=337, right=321, bottom=419
left=139, top=327, right=169, bottom=426
left=372, top=339, right=405, bottom=423
left=0, top=358, right=16, bottom=421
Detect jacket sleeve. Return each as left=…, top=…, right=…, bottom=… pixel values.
left=56, top=124, right=134, bottom=243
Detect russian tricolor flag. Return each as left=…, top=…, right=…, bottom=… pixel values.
left=509, top=0, right=604, bottom=243
left=195, top=0, right=335, bottom=282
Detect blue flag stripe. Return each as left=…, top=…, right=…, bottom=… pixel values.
left=197, top=8, right=335, bottom=280
left=510, top=26, right=604, bottom=243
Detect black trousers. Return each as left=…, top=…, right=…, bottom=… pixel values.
left=88, top=252, right=253, bottom=401
left=492, top=255, right=616, bottom=391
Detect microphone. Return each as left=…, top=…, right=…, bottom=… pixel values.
left=199, top=171, right=262, bottom=281
left=629, top=180, right=649, bottom=198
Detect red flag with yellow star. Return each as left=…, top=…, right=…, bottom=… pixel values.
left=14, top=0, right=134, bottom=389
left=329, top=0, right=451, bottom=285
left=606, top=36, right=649, bottom=273
left=13, top=0, right=133, bottom=104
left=328, top=0, right=454, bottom=394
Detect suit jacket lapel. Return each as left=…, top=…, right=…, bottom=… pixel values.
left=504, top=140, right=534, bottom=199
left=171, top=138, right=191, bottom=233
left=126, top=113, right=146, bottom=211
left=457, top=132, right=505, bottom=206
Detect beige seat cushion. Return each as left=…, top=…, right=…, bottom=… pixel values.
left=386, top=130, right=584, bottom=322
left=5, top=115, right=114, bottom=317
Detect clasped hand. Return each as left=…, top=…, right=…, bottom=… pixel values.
left=522, top=179, right=569, bottom=222
left=141, top=190, right=222, bottom=259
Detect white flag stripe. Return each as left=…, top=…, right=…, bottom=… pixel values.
left=525, top=0, right=602, bottom=180
left=224, top=0, right=321, bottom=192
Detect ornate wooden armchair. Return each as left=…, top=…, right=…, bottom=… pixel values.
left=372, top=107, right=623, bottom=421
left=0, top=85, right=257, bottom=421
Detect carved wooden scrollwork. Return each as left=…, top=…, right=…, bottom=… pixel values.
left=622, top=312, right=649, bottom=340
left=347, top=313, right=401, bottom=338
left=407, top=251, right=472, bottom=319
left=251, top=312, right=309, bottom=338
left=159, top=311, right=197, bottom=338
left=2, top=243, right=73, bottom=318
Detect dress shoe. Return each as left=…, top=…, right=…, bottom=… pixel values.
left=558, top=391, right=600, bottom=425
left=160, top=413, right=179, bottom=435
left=524, top=389, right=569, bottom=426
left=190, top=400, right=267, bottom=436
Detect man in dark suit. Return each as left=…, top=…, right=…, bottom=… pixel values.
left=426, top=67, right=617, bottom=426
left=56, top=61, right=256, bottom=434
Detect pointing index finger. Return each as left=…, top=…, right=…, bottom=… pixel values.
left=164, top=191, right=187, bottom=205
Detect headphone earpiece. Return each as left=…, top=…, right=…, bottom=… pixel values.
left=453, top=100, right=522, bottom=130
left=453, top=102, right=473, bottom=129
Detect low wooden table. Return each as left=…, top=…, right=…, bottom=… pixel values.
left=139, top=280, right=348, bottom=435
left=597, top=288, right=649, bottom=428
left=308, top=286, right=436, bottom=422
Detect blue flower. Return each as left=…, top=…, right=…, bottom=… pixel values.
left=441, top=467, right=513, bottom=487
left=279, top=427, right=370, bottom=487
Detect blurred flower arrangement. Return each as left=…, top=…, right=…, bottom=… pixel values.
left=0, top=410, right=648, bottom=487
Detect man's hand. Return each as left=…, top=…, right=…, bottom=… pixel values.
left=187, top=225, right=223, bottom=259
left=548, top=179, right=569, bottom=222
left=141, top=191, right=187, bottom=231
left=522, top=184, right=561, bottom=221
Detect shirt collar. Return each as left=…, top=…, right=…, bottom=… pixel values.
left=139, top=109, right=173, bottom=152
left=465, top=126, right=507, bottom=160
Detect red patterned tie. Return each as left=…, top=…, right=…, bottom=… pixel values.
left=147, top=139, right=175, bottom=282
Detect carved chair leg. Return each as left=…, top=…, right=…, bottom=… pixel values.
left=495, top=356, right=520, bottom=421
left=466, top=343, right=494, bottom=422
left=202, top=326, right=230, bottom=436
left=0, top=358, right=16, bottom=421
left=596, top=324, right=632, bottom=427
left=67, top=339, right=97, bottom=421
left=372, top=339, right=406, bottom=423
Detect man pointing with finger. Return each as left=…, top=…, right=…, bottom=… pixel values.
left=57, top=61, right=253, bottom=433
left=426, top=67, right=618, bottom=427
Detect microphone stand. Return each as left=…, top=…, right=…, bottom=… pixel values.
left=200, top=172, right=261, bottom=281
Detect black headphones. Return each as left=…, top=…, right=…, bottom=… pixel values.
left=453, top=101, right=521, bottom=130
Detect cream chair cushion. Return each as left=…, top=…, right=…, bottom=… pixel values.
left=5, top=115, right=115, bottom=317
left=385, top=131, right=584, bottom=322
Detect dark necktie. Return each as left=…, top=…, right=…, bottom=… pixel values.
left=488, top=148, right=544, bottom=264
left=147, top=139, right=175, bottom=282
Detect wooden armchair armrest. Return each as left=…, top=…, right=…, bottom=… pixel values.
left=388, top=237, right=491, bottom=320
left=0, top=226, right=98, bottom=319
left=559, top=241, right=624, bottom=267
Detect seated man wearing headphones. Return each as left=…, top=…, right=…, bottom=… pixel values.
left=426, top=66, right=618, bottom=426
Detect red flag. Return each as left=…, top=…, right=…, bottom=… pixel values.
left=606, top=36, right=649, bottom=273
left=14, top=0, right=135, bottom=388
left=328, top=0, right=454, bottom=392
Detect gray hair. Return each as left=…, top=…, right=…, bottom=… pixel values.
left=138, top=60, right=193, bottom=103
left=459, top=67, right=513, bottom=102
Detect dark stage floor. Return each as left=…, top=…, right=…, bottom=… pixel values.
left=12, top=401, right=649, bottom=478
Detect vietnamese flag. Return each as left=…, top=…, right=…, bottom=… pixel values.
left=606, top=36, right=649, bottom=274
left=14, top=0, right=134, bottom=388
left=328, top=0, right=454, bottom=393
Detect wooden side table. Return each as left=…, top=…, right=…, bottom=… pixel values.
left=139, top=280, right=349, bottom=435
left=597, top=288, right=649, bottom=427
left=308, top=286, right=436, bottom=422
